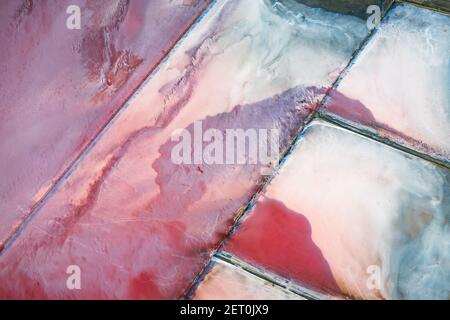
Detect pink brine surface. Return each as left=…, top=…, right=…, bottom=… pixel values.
left=0, top=0, right=210, bottom=247
left=0, top=0, right=370, bottom=299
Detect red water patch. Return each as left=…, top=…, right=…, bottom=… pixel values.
left=128, top=271, right=162, bottom=300
left=225, top=197, right=340, bottom=294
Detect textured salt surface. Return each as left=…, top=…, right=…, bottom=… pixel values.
left=325, top=4, right=450, bottom=162
left=226, top=120, right=450, bottom=300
